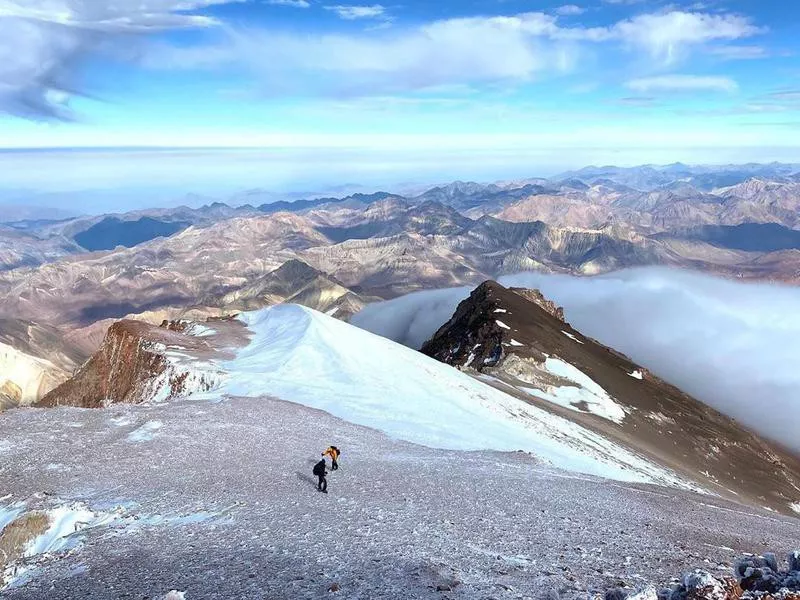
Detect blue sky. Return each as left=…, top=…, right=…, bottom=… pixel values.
left=0, top=0, right=798, bottom=201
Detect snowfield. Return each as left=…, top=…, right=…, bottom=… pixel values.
left=218, top=305, right=689, bottom=486
left=1, top=396, right=799, bottom=599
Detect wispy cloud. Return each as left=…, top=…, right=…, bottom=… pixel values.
left=626, top=74, right=739, bottom=93
left=709, top=45, right=768, bottom=60
left=0, top=2, right=768, bottom=121
left=266, top=0, right=311, bottom=7
left=616, top=96, right=658, bottom=107
left=323, top=4, right=386, bottom=20
left=146, top=9, right=762, bottom=100
left=613, top=11, right=765, bottom=66
left=0, top=0, right=240, bottom=119
left=555, top=5, right=585, bottom=16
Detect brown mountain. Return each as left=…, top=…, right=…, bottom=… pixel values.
left=421, top=280, right=800, bottom=514
left=37, top=316, right=246, bottom=409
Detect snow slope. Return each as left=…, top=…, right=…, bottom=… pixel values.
left=219, top=304, right=693, bottom=488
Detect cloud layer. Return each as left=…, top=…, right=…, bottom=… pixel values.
left=352, top=268, right=800, bottom=453
left=147, top=9, right=763, bottom=99
left=0, top=2, right=766, bottom=119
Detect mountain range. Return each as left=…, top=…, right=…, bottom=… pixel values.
left=1, top=162, right=798, bottom=407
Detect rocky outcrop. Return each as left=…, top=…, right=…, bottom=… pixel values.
left=37, top=319, right=226, bottom=408
left=422, top=280, right=800, bottom=514
left=608, top=551, right=800, bottom=600
left=509, top=287, right=565, bottom=321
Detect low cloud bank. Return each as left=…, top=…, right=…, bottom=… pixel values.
left=352, top=268, right=800, bottom=453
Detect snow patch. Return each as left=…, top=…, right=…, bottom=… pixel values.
left=0, top=500, right=232, bottom=590
left=496, top=320, right=511, bottom=330
left=509, top=339, right=524, bottom=347
left=1, top=502, right=114, bottom=589
left=493, top=309, right=508, bottom=314
left=647, top=412, right=676, bottom=425
left=184, top=323, right=215, bottom=338
left=127, top=421, right=163, bottom=442
left=0, top=502, right=24, bottom=533
left=524, top=358, right=627, bottom=423
left=628, top=370, right=644, bottom=380
left=791, top=502, right=800, bottom=514
left=110, top=415, right=134, bottom=427
left=561, top=330, right=585, bottom=344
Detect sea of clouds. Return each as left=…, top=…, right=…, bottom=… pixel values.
left=352, top=267, right=800, bottom=452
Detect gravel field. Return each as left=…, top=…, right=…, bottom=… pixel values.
left=2, top=396, right=799, bottom=599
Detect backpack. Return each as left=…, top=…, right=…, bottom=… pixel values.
left=313, top=460, right=326, bottom=476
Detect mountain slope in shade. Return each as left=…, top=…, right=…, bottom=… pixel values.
left=73, top=217, right=188, bottom=251
left=420, top=280, right=800, bottom=514
left=209, top=259, right=372, bottom=320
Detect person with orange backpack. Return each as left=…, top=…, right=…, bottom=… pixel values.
left=322, top=446, right=340, bottom=471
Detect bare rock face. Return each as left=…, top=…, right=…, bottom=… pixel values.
left=37, top=319, right=230, bottom=408
left=509, top=287, right=565, bottom=321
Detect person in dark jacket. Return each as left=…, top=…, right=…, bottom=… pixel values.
left=313, top=458, right=328, bottom=493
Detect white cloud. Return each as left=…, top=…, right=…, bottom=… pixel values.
left=555, top=5, right=585, bottom=16
left=613, top=11, right=764, bottom=65
left=353, top=268, right=800, bottom=453
left=626, top=74, right=739, bottom=93
left=149, top=12, right=586, bottom=95
left=266, top=0, right=310, bottom=7
left=710, top=45, right=768, bottom=60
left=0, top=0, right=241, bottom=119
left=324, top=4, right=385, bottom=20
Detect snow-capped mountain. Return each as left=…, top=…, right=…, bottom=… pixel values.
left=37, top=303, right=695, bottom=487
left=420, top=280, right=800, bottom=514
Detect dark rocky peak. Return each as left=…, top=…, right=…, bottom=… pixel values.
left=509, top=287, right=565, bottom=321
left=421, top=280, right=568, bottom=370
left=269, top=258, right=323, bottom=283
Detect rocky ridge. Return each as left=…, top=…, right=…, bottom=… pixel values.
left=36, top=317, right=245, bottom=408
left=421, top=280, right=800, bottom=514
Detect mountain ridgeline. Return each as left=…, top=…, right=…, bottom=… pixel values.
left=421, top=280, right=800, bottom=514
